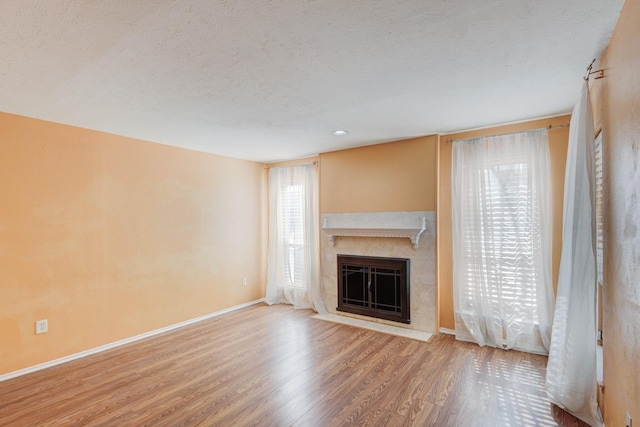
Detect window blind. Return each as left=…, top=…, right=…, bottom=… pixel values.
left=281, top=183, right=306, bottom=287
left=594, top=133, right=604, bottom=286
left=460, top=161, right=541, bottom=325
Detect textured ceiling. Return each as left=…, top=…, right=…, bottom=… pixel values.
left=1, top=0, right=623, bottom=162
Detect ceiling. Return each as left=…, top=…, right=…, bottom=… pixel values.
left=1, top=0, right=623, bottom=162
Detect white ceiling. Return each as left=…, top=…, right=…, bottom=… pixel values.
left=1, top=0, right=623, bottom=162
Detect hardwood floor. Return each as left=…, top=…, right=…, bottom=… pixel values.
left=0, top=304, right=588, bottom=426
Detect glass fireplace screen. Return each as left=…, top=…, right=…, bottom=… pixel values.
left=337, top=255, right=410, bottom=324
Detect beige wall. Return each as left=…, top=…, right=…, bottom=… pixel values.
left=437, top=116, right=570, bottom=330
left=0, top=113, right=267, bottom=375
left=591, top=0, right=640, bottom=423
left=320, top=136, right=437, bottom=213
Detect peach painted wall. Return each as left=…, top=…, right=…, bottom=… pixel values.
left=319, top=136, right=437, bottom=213
left=591, top=0, right=640, bottom=423
left=437, top=116, right=570, bottom=330
left=0, top=113, right=266, bottom=375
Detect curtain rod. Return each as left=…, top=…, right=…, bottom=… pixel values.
left=443, top=123, right=569, bottom=143
left=584, top=58, right=604, bottom=81
left=265, top=160, right=318, bottom=169
left=548, top=123, right=570, bottom=130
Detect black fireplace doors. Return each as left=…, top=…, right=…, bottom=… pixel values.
left=337, top=255, right=410, bottom=324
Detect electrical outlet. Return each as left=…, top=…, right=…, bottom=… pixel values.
left=242, top=277, right=248, bottom=286
left=627, top=411, right=632, bottom=427
left=35, top=319, right=48, bottom=334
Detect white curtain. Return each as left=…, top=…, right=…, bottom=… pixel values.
left=265, top=164, right=327, bottom=313
left=546, top=82, right=602, bottom=426
left=452, top=129, right=554, bottom=354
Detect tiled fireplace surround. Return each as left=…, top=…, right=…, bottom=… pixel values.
left=320, top=211, right=436, bottom=333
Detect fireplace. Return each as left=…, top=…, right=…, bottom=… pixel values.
left=337, top=255, right=410, bottom=324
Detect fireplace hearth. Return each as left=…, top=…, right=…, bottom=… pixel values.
left=337, top=255, right=410, bottom=324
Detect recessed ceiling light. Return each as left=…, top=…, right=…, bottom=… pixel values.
left=332, top=130, right=348, bottom=136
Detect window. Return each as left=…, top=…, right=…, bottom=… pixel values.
left=595, top=132, right=604, bottom=380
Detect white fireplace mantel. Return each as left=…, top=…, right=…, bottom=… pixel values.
left=321, top=212, right=428, bottom=250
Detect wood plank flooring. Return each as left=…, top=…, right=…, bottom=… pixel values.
left=0, top=304, right=588, bottom=426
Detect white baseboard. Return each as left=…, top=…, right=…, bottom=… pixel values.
left=0, top=298, right=265, bottom=383
left=439, top=327, right=456, bottom=335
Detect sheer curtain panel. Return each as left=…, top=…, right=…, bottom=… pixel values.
left=266, top=165, right=326, bottom=313
left=451, top=129, right=554, bottom=354
left=546, top=82, right=602, bottom=427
